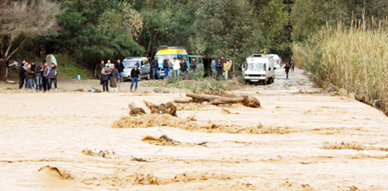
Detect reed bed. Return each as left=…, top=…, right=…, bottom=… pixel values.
left=293, top=20, right=388, bottom=114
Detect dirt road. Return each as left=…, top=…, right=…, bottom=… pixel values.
left=1, top=68, right=387, bottom=190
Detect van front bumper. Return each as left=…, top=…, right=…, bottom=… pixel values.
left=244, top=75, right=266, bottom=81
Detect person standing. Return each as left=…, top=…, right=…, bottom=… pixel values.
left=101, top=65, right=111, bottom=92
left=211, top=58, right=216, bottom=78
left=163, top=57, right=169, bottom=79
left=110, top=64, right=119, bottom=93
left=190, top=58, right=197, bottom=73
left=227, top=57, right=233, bottom=74
left=173, top=57, right=181, bottom=77
left=221, top=57, right=225, bottom=65
left=31, top=62, right=36, bottom=88
left=43, top=62, right=50, bottom=92
left=180, top=59, right=188, bottom=75
left=130, top=64, right=140, bottom=92
left=115, top=59, right=124, bottom=82
left=18, top=62, right=26, bottom=89
left=168, top=58, right=173, bottom=77
left=291, top=60, right=295, bottom=72
left=49, top=63, right=58, bottom=91
left=151, top=57, right=159, bottom=80
left=223, top=60, right=231, bottom=80
left=284, top=63, right=291, bottom=79
left=25, top=64, right=34, bottom=89
left=106, top=60, right=114, bottom=68
left=100, top=60, right=105, bottom=85
left=216, top=59, right=223, bottom=81
left=24, top=62, right=29, bottom=88
left=35, top=63, right=43, bottom=91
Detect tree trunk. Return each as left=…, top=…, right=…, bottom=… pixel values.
left=203, top=57, right=212, bottom=77
left=0, top=59, right=8, bottom=81
left=181, top=92, right=261, bottom=108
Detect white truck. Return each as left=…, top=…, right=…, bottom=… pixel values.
left=242, top=54, right=275, bottom=84
left=267, top=54, right=283, bottom=76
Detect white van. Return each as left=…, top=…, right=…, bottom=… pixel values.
left=266, top=54, right=283, bottom=76
left=242, top=54, right=275, bottom=84
left=122, top=57, right=151, bottom=81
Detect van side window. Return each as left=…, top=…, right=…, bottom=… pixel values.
left=263, top=64, right=266, bottom=70
left=198, top=57, right=202, bottom=64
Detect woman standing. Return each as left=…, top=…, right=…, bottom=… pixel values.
left=25, top=64, right=34, bottom=89
left=110, top=64, right=119, bottom=93
left=49, top=63, right=58, bottom=91
left=130, top=64, right=140, bottom=92
left=101, top=65, right=111, bottom=92
left=173, top=57, right=181, bottom=77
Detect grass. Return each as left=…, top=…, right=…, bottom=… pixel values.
left=142, top=65, right=245, bottom=93
left=55, top=54, right=94, bottom=79
left=293, top=19, right=388, bottom=114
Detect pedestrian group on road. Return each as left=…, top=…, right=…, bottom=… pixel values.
left=19, top=60, right=58, bottom=92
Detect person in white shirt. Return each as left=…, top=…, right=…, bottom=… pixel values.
left=173, top=57, right=181, bottom=77
left=106, top=60, right=114, bottom=68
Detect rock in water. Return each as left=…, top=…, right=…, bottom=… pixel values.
left=348, top=93, right=355, bottom=100
left=339, top=88, right=348, bottom=96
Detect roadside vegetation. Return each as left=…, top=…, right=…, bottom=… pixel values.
left=142, top=65, right=245, bottom=93
left=293, top=20, right=388, bottom=114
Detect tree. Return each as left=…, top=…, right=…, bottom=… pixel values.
left=0, top=0, right=62, bottom=80
left=291, top=0, right=350, bottom=42
left=195, top=0, right=262, bottom=66
left=43, top=0, right=144, bottom=68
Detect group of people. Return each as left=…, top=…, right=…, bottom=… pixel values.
left=150, top=56, right=233, bottom=81
left=99, top=59, right=140, bottom=92
left=211, top=57, right=232, bottom=81
left=151, top=57, right=191, bottom=79
left=283, top=60, right=295, bottom=79
left=18, top=60, right=58, bottom=91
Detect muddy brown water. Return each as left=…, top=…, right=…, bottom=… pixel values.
left=1, top=68, right=388, bottom=190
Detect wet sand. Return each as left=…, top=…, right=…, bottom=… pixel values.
left=1, top=68, right=388, bottom=190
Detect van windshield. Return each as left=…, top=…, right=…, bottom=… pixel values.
left=123, top=61, right=138, bottom=68
left=157, top=55, right=175, bottom=64
left=247, top=63, right=266, bottom=71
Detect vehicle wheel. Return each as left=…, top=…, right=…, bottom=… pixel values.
left=147, top=73, right=150, bottom=80
left=264, top=80, right=267, bottom=85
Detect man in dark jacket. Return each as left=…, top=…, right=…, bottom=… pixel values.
left=216, top=59, right=223, bottom=81
left=31, top=62, right=36, bottom=88
left=180, top=59, right=188, bottom=74
left=19, top=63, right=26, bottom=89
left=130, top=64, right=140, bottom=92
left=115, top=59, right=124, bottom=82
left=151, top=57, right=159, bottom=80
left=163, top=57, right=169, bottom=79
left=35, top=63, right=43, bottom=91
left=284, top=62, right=291, bottom=79
left=190, top=58, right=197, bottom=73
left=99, top=60, right=105, bottom=85
left=101, top=65, right=111, bottom=92
left=25, top=64, right=34, bottom=89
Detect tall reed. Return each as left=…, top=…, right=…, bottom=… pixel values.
left=293, top=19, right=388, bottom=114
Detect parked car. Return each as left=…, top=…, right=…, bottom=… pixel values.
left=242, top=54, right=275, bottom=84
left=122, top=57, right=151, bottom=81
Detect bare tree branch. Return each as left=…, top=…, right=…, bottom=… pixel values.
left=0, top=0, right=63, bottom=80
